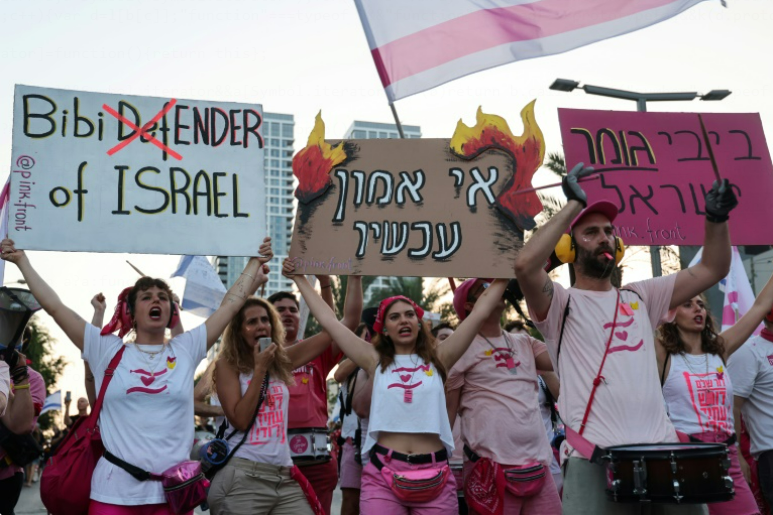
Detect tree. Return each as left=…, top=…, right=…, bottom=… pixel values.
left=303, top=275, right=378, bottom=338
left=24, top=317, right=67, bottom=430
left=368, top=276, right=452, bottom=317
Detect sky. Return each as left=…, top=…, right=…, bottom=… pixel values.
left=1, top=0, right=772, bottom=408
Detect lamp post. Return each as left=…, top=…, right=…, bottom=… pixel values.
left=549, top=79, right=732, bottom=277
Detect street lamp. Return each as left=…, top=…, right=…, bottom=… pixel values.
left=550, top=78, right=732, bottom=276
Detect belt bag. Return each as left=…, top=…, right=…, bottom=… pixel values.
left=502, top=461, right=547, bottom=497
left=288, top=427, right=330, bottom=461
left=104, top=451, right=208, bottom=515
left=380, top=462, right=450, bottom=503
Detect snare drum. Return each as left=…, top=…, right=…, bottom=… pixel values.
left=605, top=443, right=734, bottom=504
left=288, top=427, right=331, bottom=464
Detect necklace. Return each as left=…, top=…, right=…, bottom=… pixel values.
left=403, top=354, right=421, bottom=404
left=135, top=343, right=164, bottom=360
left=134, top=343, right=167, bottom=384
left=479, top=332, right=520, bottom=375
left=681, top=353, right=709, bottom=375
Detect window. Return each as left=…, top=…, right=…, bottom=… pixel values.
left=271, top=124, right=280, bottom=136
left=270, top=207, right=279, bottom=213
left=271, top=149, right=279, bottom=157
left=271, top=160, right=279, bottom=167
left=282, top=125, right=293, bottom=137
left=379, top=132, right=388, bottom=138
left=353, top=130, right=366, bottom=138
left=271, top=139, right=279, bottom=146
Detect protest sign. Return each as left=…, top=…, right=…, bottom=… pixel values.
left=559, top=109, right=773, bottom=246
left=8, top=85, right=265, bottom=255
left=289, top=102, right=545, bottom=278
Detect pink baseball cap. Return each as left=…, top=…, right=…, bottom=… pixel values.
left=453, top=278, right=491, bottom=321
left=569, top=200, right=619, bottom=233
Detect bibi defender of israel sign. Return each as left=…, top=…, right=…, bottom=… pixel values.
left=8, top=85, right=265, bottom=255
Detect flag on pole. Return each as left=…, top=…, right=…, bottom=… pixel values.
left=0, top=177, right=10, bottom=286
left=355, top=0, right=715, bottom=102
left=686, top=247, right=760, bottom=334
left=40, top=390, right=62, bottom=415
left=171, top=256, right=227, bottom=318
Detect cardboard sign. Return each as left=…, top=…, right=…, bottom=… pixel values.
left=289, top=104, right=545, bottom=277
left=559, top=109, right=773, bottom=246
left=8, top=85, right=265, bottom=255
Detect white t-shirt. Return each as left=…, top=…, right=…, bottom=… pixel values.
left=729, top=334, right=773, bottom=457
left=83, top=323, right=207, bottom=505
left=365, top=354, right=454, bottom=457
left=530, top=276, right=678, bottom=455
left=230, top=373, right=292, bottom=467
left=0, top=362, right=9, bottom=417
left=663, top=353, right=733, bottom=437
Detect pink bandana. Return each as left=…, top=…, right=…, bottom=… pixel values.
left=373, top=296, right=425, bottom=334
left=100, top=286, right=180, bottom=338
left=465, top=457, right=506, bottom=515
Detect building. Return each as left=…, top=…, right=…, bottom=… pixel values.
left=214, top=111, right=295, bottom=296
left=343, top=121, right=422, bottom=304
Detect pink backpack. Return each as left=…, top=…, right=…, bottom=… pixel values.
left=41, top=347, right=125, bottom=515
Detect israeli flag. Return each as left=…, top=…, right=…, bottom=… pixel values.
left=171, top=256, right=227, bottom=318
left=40, top=390, right=62, bottom=415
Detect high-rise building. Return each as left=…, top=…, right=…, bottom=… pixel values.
left=343, top=121, right=422, bottom=304
left=215, top=112, right=295, bottom=296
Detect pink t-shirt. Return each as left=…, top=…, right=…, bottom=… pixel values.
left=0, top=367, right=46, bottom=479
left=447, top=333, right=553, bottom=466
left=530, top=276, right=678, bottom=453
left=287, top=345, right=341, bottom=429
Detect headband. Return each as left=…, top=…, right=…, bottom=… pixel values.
left=100, top=286, right=180, bottom=338
left=373, top=295, right=425, bottom=334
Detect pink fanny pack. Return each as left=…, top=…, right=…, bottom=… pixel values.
left=502, top=461, right=547, bottom=497
left=371, top=448, right=450, bottom=503
left=160, top=461, right=209, bottom=514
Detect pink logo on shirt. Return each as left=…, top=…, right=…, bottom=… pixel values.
left=387, top=364, right=429, bottom=390
left=289, top=435, right=308, bottom=453
left=604, top=316, right=644, bottom=354
left=126, top=368, right=168, bottom=395
left=768, top=354, right=773, bottom=366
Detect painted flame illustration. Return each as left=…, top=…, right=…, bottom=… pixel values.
left=293, top=111, right=348, bottom=204
left=450, top=101, right=545, bottom=230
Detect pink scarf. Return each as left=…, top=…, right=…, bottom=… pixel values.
left=373, top=296, right=425, bottom=334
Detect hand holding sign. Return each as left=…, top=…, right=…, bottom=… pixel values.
left=0, top=239, right=24, bottom=264
left=704, top=179, right=739, bottom=224
left=561, top=163, right=595, bottom=207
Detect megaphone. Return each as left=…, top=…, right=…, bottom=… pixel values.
left=0, top=287, right=41, bottom=351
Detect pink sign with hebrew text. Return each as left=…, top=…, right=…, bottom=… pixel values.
left=558, top=109, right=773, bottom=246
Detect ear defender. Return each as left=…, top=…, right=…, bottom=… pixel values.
left=554, top=234, right=626, bottom=265
left=555, top=234, right=576, bottom=264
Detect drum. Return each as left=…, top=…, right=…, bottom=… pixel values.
left=288, top=427, right=331, bottom=464
left=604, top=443, right=734, bottom=504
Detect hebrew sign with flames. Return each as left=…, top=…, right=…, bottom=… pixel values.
left=289, top=102, right=546, bottom=278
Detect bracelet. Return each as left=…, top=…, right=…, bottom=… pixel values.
left=12, top=383, right=30, bottom=391
left=241, top=272, right=256, bottom=280
left=228, top=291, right=247, bottom=300
left=321, top=284, right=331, bottom=289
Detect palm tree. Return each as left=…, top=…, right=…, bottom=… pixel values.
left=368, top=276, right=451, bottom=316
left=303, top=275, right=378, bottom=338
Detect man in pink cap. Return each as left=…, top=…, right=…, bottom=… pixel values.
left=446, top=277, right=561, bottom=514
left=514, top=163, right=738, bottom=514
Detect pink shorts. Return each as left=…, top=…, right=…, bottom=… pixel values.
left=88, top=500, right=190, bottom=515
left=339, top=440, right=363, bottom=490
left=360, top=453, right=458, bottom=514
left=462, top=459, right=562, bottom=515
left=691, top=432, right=760, bottom=515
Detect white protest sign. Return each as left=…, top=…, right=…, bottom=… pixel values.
left=8, top=85, right=266, bottom=256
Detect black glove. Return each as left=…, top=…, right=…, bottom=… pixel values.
left=562, top=163, right=595, bottom=207
left=704, top=179, right=738, bottom=223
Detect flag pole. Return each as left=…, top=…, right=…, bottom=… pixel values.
left=389, top=103, right=406, bottom=139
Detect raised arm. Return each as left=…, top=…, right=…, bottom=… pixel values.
left=285, top=260, right=378, bottom=375
left=437, top=279, right=508, bottom=369
left=1, top=239, right=87, bottom=350
left=91, top=293, right=107, bottom=328
left=334, top=358, right=360, bottom=383
left=215, top=342, right=275, bottom=432
left=0, top=352, right=33, bottom=434
left=352, top=368, right=373, bottom=419
left=204, top=237, right=273, bottom=350
left=720, top=271, right=773, bottom=360
left=671, top=179, right=737, bottom=309
left=514, top=163, right=592, bottom=322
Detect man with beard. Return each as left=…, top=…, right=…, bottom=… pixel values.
left=268, top=276, right=361, bottom=515
left=514, top=163, right=738, bottom=514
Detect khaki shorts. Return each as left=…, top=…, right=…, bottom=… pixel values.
left=207, top=457, right=314, bottom=515
left=562, top=457, right=708, bottom=515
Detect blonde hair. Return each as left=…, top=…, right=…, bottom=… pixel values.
left=215, top=297, right=294, bottom=386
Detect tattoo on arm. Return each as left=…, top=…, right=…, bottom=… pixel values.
left=542, top=278, right=554, bottom=300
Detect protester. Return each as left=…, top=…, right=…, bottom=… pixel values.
left=285, top=258, right=507, bottom=512
left=431, top=322, right=455, bottom=343
left=659, top=274, right=773, bottom=515
left=1, top=236, right=273, bottom=515
left=0, top=345, right=44, bottom=515
left=64, top=396, right=90, bottom=428
left=207, top=275, right=361, bottom=514
left=729, top=306, right=773, bottom=510
left=334, top=323, right=371, bottom=515
left=446, top=278, right=561, bottom=514
left=514, top=163, right=738, bottom=514
left=267, top=275, right=352, bottom=515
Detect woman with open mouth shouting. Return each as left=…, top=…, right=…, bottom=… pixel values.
left=657, top=270, right=773, bottom=515
left=206, top=275, right=362, bottom=515
left=0, top=236, right=273, bottom=515
left=283, top=258, right=507, bottom=514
